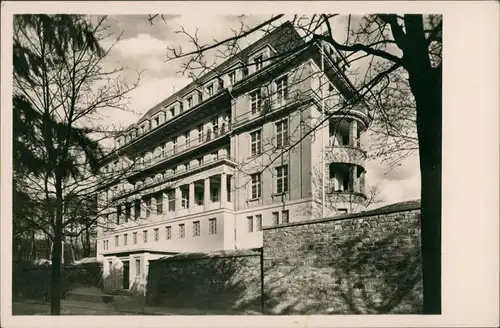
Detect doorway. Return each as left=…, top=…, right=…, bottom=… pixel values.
left=122, top=261, right=130, bottom=290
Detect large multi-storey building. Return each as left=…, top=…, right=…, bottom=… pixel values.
left=96, top=21, right=371, bottom=293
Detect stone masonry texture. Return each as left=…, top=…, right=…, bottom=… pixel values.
left=146, top=249, right=262, bottom=311
left=262, top=206, right=423, bottom=314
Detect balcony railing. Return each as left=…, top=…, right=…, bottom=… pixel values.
left=325, top=142, right=367, bottom=168
left=113, top=153, right=236, bottom=200
left=131, top=122, right=232, bottom=174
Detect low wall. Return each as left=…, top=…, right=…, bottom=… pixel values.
left=12, top=262, right=103, bottom=301
left=146, top=249, right=262, bottom=311
left=262, top=204, right=422, bottom=314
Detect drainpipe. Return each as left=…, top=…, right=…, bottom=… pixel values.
left=321, top=41, right=326, bottom=219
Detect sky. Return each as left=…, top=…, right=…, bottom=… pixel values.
left=96, top=14, right=420, bottom=207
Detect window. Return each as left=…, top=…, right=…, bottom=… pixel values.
left=154, top=116, right=160, bottom=127
left=114, top=235, right=119, bottom=247
left=103, top=240, right=107, bottom=250
left=272, top=212, right=279, bottom=225
left=173, top=137, right=177, bottom=153
left=254, top=55, right=263, bottom=71
left=256, top=214, right=262, bottom=231
left=195, top=190, right=204, bottom=205
left=181, top=189, right=189, bottom=209
left=125, top=204, right=131, bottom=222
left=156, top=194, right=163, bottom=214
left=207, top=84, right=214, bottom=97
left=187, top=96, right=193, bottom=109
left=209, top=218, right=217, bottom=234
left=212, top=117, right=219, bottom=135
left=166, top=226, right=172, bottom=240
left=282, top=210, right=289, bottom=224
left=143, top=230, right=148, bottom=243
left=154, top=228, right=159, bottom=242
left=124, top=234, right=128, bottom=246
left=251, top=173, right=262, bottom=199
left=135, top=259, right=140, bottom=276
left=247, top=216, right=254, bottom=232
left=193, top=221, right=200, bottom=236
left=133, top=232, right=137, bottom=244
left=134, top=200, right=140, bottom=219
left=276, top=75, right=288, bottom=105
left=250, top=130, right=262, bottom=156
left=276, top=165, right=289, bottom=194
left=169, top=107, right=175, bottom=118
left=197, top=125, right=203, bottom=141
left=184, top=131, right=190, bottom=147
left=145, top=198, right=151, bottom=218
left=116, top=205, right=122, bottom=224
left=211, top=187, right=219, bottom=202
left=179, top=224, right=185, bottom=238
left=250, top=90, right=262, bottom=114
left=275, top=119, right=289, bottom=147
left=229, top=71, right=236, bottom=85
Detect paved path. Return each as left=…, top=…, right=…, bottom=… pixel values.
left=12, top=299, right=260, bottom=315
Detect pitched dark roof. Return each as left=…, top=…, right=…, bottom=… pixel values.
left=129, top=20, right=304, bottom=129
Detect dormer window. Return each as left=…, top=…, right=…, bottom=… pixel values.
left=154, top=116, right=160, bottom=127
left=207, top=84, right=214, bottom=97
left=254, top=55, right=263, bottom=71
left=187, top=96, right=193, bottom=109
left=229, top=71, right=236, bottom=85
left=169, top=107, right=175, bottom=119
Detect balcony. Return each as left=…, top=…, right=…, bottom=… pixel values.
left=113, top=153, right=236, bottom=200
left=325, top=143, right=367, bottom=168
left=128, top=123, right=233, bottom=178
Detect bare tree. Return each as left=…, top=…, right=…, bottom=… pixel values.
left=149, top=13, right=442, bottom=313
left=13, top=14, right=143, bottom=314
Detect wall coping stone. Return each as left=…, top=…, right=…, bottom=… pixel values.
left=149, top=248, right=262, bottom=263
left=263, top=200, right=421, bottom=231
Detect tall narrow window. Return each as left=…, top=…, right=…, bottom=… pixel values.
left=133, top=232, right=137, bottom=244
left=209, top=218, right=217, bottom=234
left=207, top=84, right=214, bottom=97
left=143, top=230, right=148, bottom=243
left=276, top=165, right=289, bottom=194
left=124, top=234, right=128, bottom=246
left=145, top=198, right=151, bottom=218
left=275, top=119, right=289, bottom=147
left=212, top=117, right=219, bottom=135
left=184, top=131, right=190, bottom=147
left=169, top=107, right=175, bottom=119
left=134, top=200, right=140, bottom=220
left=181, top=189, right=189, bottom=209
left=179, top=224, right=185, bottom=238
left=193, top=221, right=200, bottom=237
left=173, top=137, right=178, bottom=153
left=247, top=216, right=254, bottom=232
left=197, top=124, right=203, bottom=142
left=125, top=204, right=131, bottom=222
left=250, top=90, right=262, bottom=114
left=254, top=55, right=263, bottom=71
left=156, top=194, right=163, bottom=214
left=282, top=210, right=289, bottom=224
left=166, top=226, right=172, bottom=240
left=275, top=75, right=288, bottom=106
left=250, top=130, right=262, bottom=156
left=251, top=173, right=262, bottom=199
left=135, top=259, right=141, bottom=276
left=256, top=214, right=262, bottom=231
left=154, top=228, right=159, bottom=242
left=187, top=96, right=193, bottom=109
left=272, top=212, right=279, bottom=226
left=114, top=235, right=119, bottom=247
left=229, top=71, right=236, bottom=85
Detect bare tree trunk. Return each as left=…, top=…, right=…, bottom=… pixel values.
left=410, top=63, right=442, bottom=314
left=50, top=177, right=63, bottom=315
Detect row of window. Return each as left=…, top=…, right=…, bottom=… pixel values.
left=103, top=218, right=218, bottom=249
left=249, top=75, right=288, bottom=115
left=250, top=118, right=289, bottom=156
left=250, top=164, right=289, bottom=199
